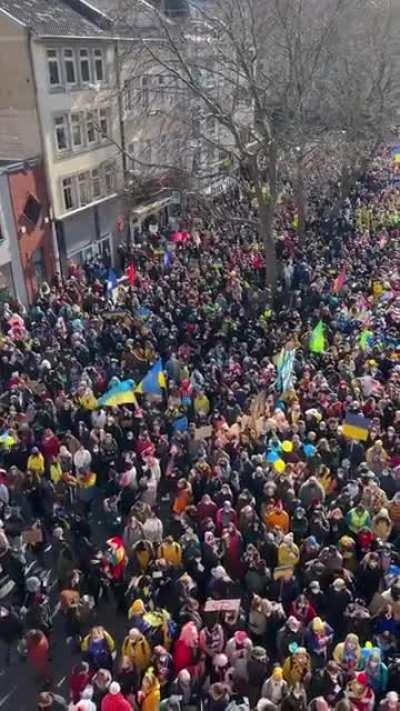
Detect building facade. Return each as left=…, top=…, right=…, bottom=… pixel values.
left=0, top=0, right=127, bottom=272
left=0, top=158, right=55, bottom=304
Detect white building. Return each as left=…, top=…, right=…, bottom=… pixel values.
left=0, top=0, right=126, bottom=269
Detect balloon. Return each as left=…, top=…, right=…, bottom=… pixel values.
left=281, top=440, right=293, bottom=453
left=266, top=450, right=280, bottom=463
left=303, top=443, right=316, bottom=457
left=273, top=458, right=286, bottom=474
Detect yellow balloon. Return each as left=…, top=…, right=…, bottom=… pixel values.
left=273, top=458, right=286, bottom=474
left=281, top=440, right=293, bottom=453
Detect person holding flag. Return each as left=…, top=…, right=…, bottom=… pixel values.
left=309, top=320, right=326, bottom=353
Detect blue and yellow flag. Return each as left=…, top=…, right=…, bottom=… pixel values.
left=97, top=379, right=137, bottom=407
left=136, top=359, right=166, bottom=396
left=342, top=413, right=371, bottom=442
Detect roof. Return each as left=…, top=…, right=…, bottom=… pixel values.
left=0, top=0, right=113, bottom=38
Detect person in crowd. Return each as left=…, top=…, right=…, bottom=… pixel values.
left=0, top=157, right=400, bottom=711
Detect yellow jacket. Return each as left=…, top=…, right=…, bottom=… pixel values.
left=27, top=453, right=45, bottom=476
left=121, top=634, right=151, bottom=671
left=50, top=461, right=62, bottom=485
left=141, top=677, right=160, bottom=711
left=158, top=541, right=182, bottom=567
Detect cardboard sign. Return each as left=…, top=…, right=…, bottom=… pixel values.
left=194, top=425, right=213, bottom=441
left=204, top=599, right=240, bottom=613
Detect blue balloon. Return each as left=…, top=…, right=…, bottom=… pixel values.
left=266, top=450, right=280, bottom=463
left=303, top=443, right=316, bottom=457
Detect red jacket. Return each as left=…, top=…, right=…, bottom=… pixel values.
left=173, top=639, right=195, bottom=675
left=69, top=669, right=91, bottom=703
left=101, top=692, right=133, bottom=711
left=41, top=434, right=60, bottom=459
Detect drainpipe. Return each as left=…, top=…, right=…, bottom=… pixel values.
left=27, top=29, right=62, bottom=277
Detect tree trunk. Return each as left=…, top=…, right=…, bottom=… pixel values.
left=250, top=145, right=279, bottom=290
left=295, top=155, right=306, bottom=238
left=259, top=201, right=278, bottom=289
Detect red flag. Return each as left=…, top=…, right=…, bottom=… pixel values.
left=332, top=268, right=346, bottom=293
left=127, top=262, right=136, bottom=286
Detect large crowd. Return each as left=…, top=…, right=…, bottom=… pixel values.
left=0, top=160, right=399, bottom=711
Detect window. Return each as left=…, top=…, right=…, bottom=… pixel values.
left=104, top=164, right=114, bottom=193
left=93, top=49, right=104, bottom=82
left=70, top=113, right=83, bottom=149
left=63, top=49, right=77, bottom=85
left=78, top=172, right=91, bottom=206
left=141, top=76, right=149, bottom=108
left=54, top=115, right=69, bottom=151
left=99, top=107, right=109, bottom=139
left=47, top=49, right=61, bottom=87
left=62, top=177, right=75, bottom=210
left=23, top=194, right=42, bottom=225
left=79, top=48, right=91, bottom=83
left=91, top=168, right=101, bottom=198
left=86, top=112, right=96, bottom=144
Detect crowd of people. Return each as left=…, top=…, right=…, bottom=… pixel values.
left=0, top=161, right=399, bottom=711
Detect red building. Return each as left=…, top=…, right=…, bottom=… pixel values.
left=0, top=158, right=56, bottom=304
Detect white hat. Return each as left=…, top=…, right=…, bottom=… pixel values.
left=109, top=682, right=120, bottom=695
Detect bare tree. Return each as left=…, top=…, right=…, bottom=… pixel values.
left=105, top=0, right=397, bottom=284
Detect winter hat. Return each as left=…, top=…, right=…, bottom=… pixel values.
left=109, top=682, right=121, bottom=695
left=356, top=672, right=369, bottom=688
left=234, top=630, right=248, bottom=646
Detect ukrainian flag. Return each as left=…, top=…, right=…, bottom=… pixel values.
left=97, top=379, right=137, bottom=407
left=342, top=413, right=371, bottom=442
left=392, top=146, right=400, bottom=163
left=136, top=359, right=167, bottom=396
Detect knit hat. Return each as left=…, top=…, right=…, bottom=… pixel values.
left=234, top=630, right=248, bottom=646
left=109, top=682, right=121, bottom=695
left=356, top=672, right=368, bottom=688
